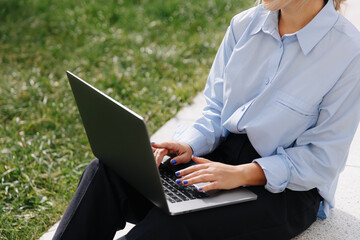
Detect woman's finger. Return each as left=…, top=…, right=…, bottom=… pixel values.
left=152, top=142, right=178, bottom=151
left=159, top=149, right=168, bottom=160
left=171, top=152, right=192, bottom=165
left=176, top=163, right=209, bottom=176
left=154, top=150, right=160, bottom=164
left=180, top=174, right=214, bottom=186
left=197, top=182, right=218, bottom=192
left=191, top=155, right=212, bottom=164
left=178, top=169, right=209, bottom=180
left=154, top=148, right=168, bottom=165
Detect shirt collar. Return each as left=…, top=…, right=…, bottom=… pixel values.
left=297, top=0, right=339, bottom=55
left=250, top=0, right=339, bottom=55
left=249, top=7, right=278, bottom=37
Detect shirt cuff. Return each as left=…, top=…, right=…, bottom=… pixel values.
left=172, top=126, right=210, bottom=156
left=253, top=149, right=291, bottom=193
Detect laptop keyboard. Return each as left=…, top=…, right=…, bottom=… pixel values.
left=159, top=164, right=208, bottom=203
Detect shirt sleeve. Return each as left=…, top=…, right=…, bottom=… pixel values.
left=254, top=55, right=360, bottom=193
left=173, top=18, right=238, bottom=156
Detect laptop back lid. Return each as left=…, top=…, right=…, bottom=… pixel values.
left=66, top=71, right=168, bottom=212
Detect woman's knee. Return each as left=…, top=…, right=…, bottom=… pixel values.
left=84, top=158, right=106, bottom=175
left=77, top=159, right=103, bottom=185
left=88, top=158, right=100, bottom=169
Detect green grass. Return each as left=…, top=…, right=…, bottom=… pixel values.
left=0, top=0, right=252, bottom=239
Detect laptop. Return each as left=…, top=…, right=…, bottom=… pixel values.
left=66, top=71, right=257, bottom=215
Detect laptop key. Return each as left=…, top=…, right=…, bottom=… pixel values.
left=173, top=196, right=182, bottom=202
left=166, top=196, right=176, bottom=203
left=159, top=164, right=208, bottom=203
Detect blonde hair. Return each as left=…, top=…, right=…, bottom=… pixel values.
left=255, top=0, right=346, bottom=11
left=333, top=0, right=346, bottom=11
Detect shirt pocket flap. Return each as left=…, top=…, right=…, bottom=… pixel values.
left=275, top=90, right=318, bottom=117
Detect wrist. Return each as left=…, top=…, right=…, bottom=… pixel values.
left=239, top=163, right=267, bottom=186
left=183, top=142, right=194, bottom=155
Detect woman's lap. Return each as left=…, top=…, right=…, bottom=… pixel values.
left=126, top=186, right=320, bottom=240
left=126, top=134, right=321, bottom=239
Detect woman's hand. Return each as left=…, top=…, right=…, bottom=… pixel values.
left=152, top=141, right=193, bottom=167
left=176, top=156, right=266, bottom=192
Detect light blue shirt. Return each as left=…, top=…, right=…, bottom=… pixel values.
left=174, top=0, right=360, bottom=218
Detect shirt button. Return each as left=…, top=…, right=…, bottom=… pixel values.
left=242, top=106, right=246, bottom=111
left=265, top=79, right=270, bottom=85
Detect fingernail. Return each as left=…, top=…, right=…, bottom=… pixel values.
left=171, top=160, right=177, bottom=165
left=176, top=179, right=181, bottom=184
left=151, top=142, right=156, bottom=144
left=183, top=180, right=188, bottom=184
left=192, top=155, right=198, bottom=158
left=198, top=187, right=203, bottom=191
left=175, top=171, right=180, bottom=176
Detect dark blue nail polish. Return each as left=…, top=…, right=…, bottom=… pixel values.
left=175, top=171, right=180, bottom=176
left=192, top=155, right=198, bottom=158
left=171, top=160, right=177, bottom=165
left=198, top=187, right=203, bottom=191
left=183, top=180, right=188, bottom=184
left=176, top=179, right=181, bottom=184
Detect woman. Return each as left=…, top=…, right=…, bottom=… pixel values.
left=54, top=0, right=360, bottom=239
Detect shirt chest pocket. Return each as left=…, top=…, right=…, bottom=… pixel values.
left=269, top=90, right=319, bottom=145
left=248, top=90, right=319, bottom=151
left=275, top=90, right=319, bottom=119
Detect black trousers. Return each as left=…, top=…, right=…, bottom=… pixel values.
left=53, top=134, right=321, bottom=240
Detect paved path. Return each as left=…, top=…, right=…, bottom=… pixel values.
left=41, top=1, right=360, bottom=239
